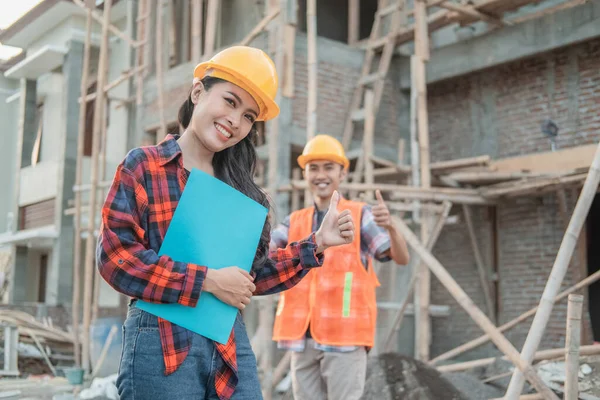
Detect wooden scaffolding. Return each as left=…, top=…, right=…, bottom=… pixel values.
left=66, top=0, right=600, bottom=398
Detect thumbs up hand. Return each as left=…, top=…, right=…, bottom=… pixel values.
left=372, top=190, right=393, bottom=230
left=315, top=191, right=355, bottom=253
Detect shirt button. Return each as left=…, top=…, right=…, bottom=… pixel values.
left=118, top=259, right=124, bottom=265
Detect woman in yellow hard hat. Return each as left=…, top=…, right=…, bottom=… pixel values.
left=96, top=46, right=355, bottom=400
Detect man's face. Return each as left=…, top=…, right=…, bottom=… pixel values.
left=303, top=160, right=347, bottom=202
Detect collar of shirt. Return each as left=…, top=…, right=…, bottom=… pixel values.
left=157, top=134, right=184, bottom=166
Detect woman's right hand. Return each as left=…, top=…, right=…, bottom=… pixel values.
left=203, top=267, right=256, bottom=310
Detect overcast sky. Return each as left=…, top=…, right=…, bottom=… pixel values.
left=0, top=0, right=44, bottom=60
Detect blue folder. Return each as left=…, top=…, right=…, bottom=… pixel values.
left=136, top=168, right=268, bottom=344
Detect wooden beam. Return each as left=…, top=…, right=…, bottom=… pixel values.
left=348, top=0, right=360, bottom=45
left=283, top=180, right=491, bottom=205
left=437, top=344, right=600, bottom=373
left=565, top=294, right=583, bottom=400
left=204, top=0, right=219, bottom=59
left=462, top=205, right=495, bottom=320
left=306, top=0, right=317, bottom=140
left=491, top=144, right=597, bottom=174
left=393, top=216, right=558, bottom=399
left=71, top=3, right=93, bottom=368
left=430, top=268, right=600, bottom=365
left=437, top=1, right=507, bottom=27
left=414, top=0, right=432, bottom=361
left=239, top=8, right=281, bottom=46
left=155, top=0, right=167, bottom=138
left=82, top=0, right=112, bottom=375
left=363, top=90, right=375, bottom=201
left=72, top=0, right=142, bottom=48
left=504, top=141, right=600, bottom=398
left=383, top=200, right=452, bottom=352
left=191, top=0, right=204, bottom=63
left=282, top=24, right=295, bottom=98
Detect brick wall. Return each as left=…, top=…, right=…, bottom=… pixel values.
left=425, top=38, right=600, bottom=359
left=292, top=45, right=403, bottom=149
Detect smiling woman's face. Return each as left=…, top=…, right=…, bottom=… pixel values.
left=188, top=79, right=260, bottom=154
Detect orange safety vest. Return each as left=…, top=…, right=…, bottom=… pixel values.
left=272, top=198, right=380, bottom=347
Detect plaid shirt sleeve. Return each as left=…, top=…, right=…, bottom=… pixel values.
left=96, top=163, right=206, bottom=307
left=361, top=205, right=392, bottom=263
left=269, top=214, right=290, bottom=249
left=254, top=232, right=323, bottom=296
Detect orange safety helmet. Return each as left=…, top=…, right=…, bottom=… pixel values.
left=297, top=135, right=350, bottom=170
left=194, top=46, right=280, bottom=121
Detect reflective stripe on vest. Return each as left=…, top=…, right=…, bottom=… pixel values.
left=272, top=198, right=380, bottom=347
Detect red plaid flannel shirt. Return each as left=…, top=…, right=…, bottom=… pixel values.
left=96, top=135, right=323, bottom=400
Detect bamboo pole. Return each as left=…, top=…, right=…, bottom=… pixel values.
left=348, top=0, right=359, bottom=45
left=281, top=180, right=490, bottom=205
left=306, top=0, right=316, bottom=141
left=91, top=324, right=118, bottom=379
left=260, top=2, right=283, bottom=398
left=135, top=0, right=148, bottom=106
left=155, top=0, right=167, bottom=138
left=557, top=189, right=591, bottom=345
left=437, top=344, right=600, bottom=373
left=414, top=0, right=432, bottom=358
left=81, top=66, right=146, bottom=103
left=271, top=351, right=292, bottom=389
left=240, top=8, right=281, bottom=46
left=462, top=205, right=495, bottom=320
left=71, top=2, right=93, bottom=368
left=363, top=90, right=375, bottom=201
left=204, top=0, right=219, bottom=59
left=565, top=294, right=583, bottom=400
left=430, top=268, right=600, bottom=365
left=383, top=200, right=452, bottom=352
left=191, top=0, right=203, bottom=63
left=92, top=95, right=110, bottom=323
left=82, top=0, right=112, bottom=375
left=72, top=0, right=141, bottom=48
left=393, top=216, right=558, bottom=399
left=504, top=141, right=600, bottom=398
left=291, top=169, right=301, bottom=211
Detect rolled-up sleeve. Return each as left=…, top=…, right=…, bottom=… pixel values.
left=254, top=232, right=323, bottom=295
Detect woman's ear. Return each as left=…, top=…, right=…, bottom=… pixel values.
left=190, top=79, right=205, bottom=105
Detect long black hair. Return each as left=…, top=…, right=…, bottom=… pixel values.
left=177, top=76, right=272, bottom=273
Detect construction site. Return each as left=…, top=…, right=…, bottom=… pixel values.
left=0, top=0, right=599, bottom=398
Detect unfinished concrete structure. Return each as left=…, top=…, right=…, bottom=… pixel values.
left=0, top=0, right=599, bottom=397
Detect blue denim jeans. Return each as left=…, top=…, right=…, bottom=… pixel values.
left=116, top=306, right=263, bottom=399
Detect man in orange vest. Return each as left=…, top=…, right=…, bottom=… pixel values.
left=270, top=134, right=410, bottom=400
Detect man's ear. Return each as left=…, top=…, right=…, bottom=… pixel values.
left=191, top=79, right=205, bottom=105
left=340, top=166, right=348, bottom=181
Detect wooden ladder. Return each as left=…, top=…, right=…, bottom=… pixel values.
left=341, top=0, right=406, bottom=154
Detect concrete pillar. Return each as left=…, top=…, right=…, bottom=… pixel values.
left=10, top=246, right=28, bottom=303
left=7, top=79, right=37, bottom=304
left=47, top=40, right=84, bottom=305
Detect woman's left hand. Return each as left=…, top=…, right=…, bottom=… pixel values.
left=315, top=191, right=355, bottom=252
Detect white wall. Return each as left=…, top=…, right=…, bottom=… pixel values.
left=18, top=162, right=59, bottom=207
left=0, top=76, right=18, bottom=233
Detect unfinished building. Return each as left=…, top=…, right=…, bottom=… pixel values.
left=0, top=0, right=599, bottom=397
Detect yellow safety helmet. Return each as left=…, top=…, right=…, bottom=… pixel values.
left=297, top=135, right=350, bottom=170
left=194, top=46, right=280, bottom=121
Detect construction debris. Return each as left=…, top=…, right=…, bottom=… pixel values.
left=360, top=353, right=466, bottom=400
